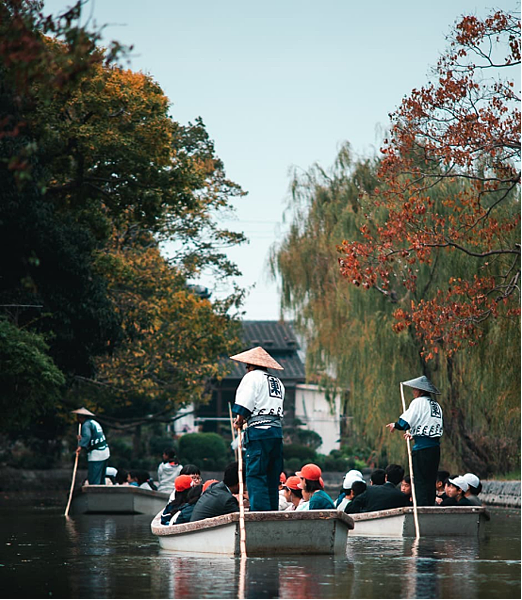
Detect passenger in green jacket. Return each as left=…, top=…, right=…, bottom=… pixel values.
left=297, top=463, right=335, bottom=509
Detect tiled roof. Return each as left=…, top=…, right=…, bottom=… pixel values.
left=240, top=320, right=300, bottom=352
left=223, top=321, right=305, bottom=382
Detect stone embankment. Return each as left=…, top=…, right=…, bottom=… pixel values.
left=480, top=480, right=521, bottom=508
left=0, top=468, right=520, bottom=508
left=0, top=468, right=85, bottom=493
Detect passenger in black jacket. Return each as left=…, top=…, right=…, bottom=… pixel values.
left=345, top=464, right=410, bottom=514
left=190, top=462, right=241, bottom=522
left=439, top=475, right=474, bottom=507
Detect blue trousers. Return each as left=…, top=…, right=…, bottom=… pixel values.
left=87, top=459, right=108, bottom=485
left=244, top=437, right=283, bottom=511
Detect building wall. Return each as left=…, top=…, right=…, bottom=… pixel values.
left=294, top=384, right=341, bottom=455
left=167, top=407, right=197, bottom=435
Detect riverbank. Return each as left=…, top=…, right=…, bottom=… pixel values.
left=0, top=468, right=519, bottom=507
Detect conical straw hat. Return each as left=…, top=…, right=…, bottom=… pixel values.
left=71, top=407, right=96, bottom=416
left=229, top=346, right=284, bottom=371
left=402, top=375, right=440, bottom=395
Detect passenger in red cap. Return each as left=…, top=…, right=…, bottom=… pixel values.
left=278, top=471, right=291, bottom=510
left=281, top=475, right=305, bottom=511
left=202, top=479, right=219, bottom=493
left=173, top=483, right=203, bottom=524
left=297, top=463, right=335, bottom=510
left=190, top=462, right=241, bottom=522
left=160, top=475, right=194, bottom=525
left=175, top=475, right=194, bottom=492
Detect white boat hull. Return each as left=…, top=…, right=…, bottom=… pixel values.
left=71, top=485, right=170, bottom=516
left=350, top=506, right=486, bottom=537
left=151, top=510, right=354, bottom=556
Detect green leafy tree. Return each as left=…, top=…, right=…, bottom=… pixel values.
left=0, top=1, right=246, bottom=461
left=0, top=319, right=65, bottom=433
left=78, top=229, right=242, bottom=428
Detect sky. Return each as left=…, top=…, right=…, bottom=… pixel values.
left=43, top=0, right=502, bottom=320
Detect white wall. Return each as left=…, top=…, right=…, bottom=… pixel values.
left=168, top=407, right=197, bottom=436
left=294, top=384, right=341, bottom=455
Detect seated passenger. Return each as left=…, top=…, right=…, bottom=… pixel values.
left=345, top=464, right=410, bottom=514
left=157, top=448, right=182, bottom=493
left=436, top=470, right=450, bottom=498
left=202, top=479, right=219, bottom=492
left=105, top=466, right=118, bottom=485
left=281, top=476, right=304, bottom=511
left=173, top=484, right=203, bottom=524
left=295, top=497, right=310, bottom=511
left=181, top=464, right=202, bottom=486
left=370, top=468, right=386, bottom=486
left=278, top=471, right=292, bottom=510
left=400, top=475, right=413, bottom=504
left=126, top=470, right=141, bottom=486
left=190, top=462, right=240, bottom=522
left=337, top=476, right=367, bottom=512
left=296, top=464, right=335, bottom=509
left=160, top=475, right=194, bottom=525
left=138, top=470, right=157, bottom=491
left=440, top=476, right=474, bottom=506
left=435, top=474, right=452, bottom=504
left=335, top=470, right=365, bottom=508
left=335, top=469, right=364, bottom=510
left=350, top=480, right=367, bottom=502
left=346, top=469, right=364, bottom=480
left=113, top=468, right=128, bottom=485
left=169, top=464, right=202, bottom=502
left=462, top=473, right=483, bottom=506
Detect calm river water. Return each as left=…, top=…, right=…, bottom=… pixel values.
left=0, top=493, right=520, bottom=599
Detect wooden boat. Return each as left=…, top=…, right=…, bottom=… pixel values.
left=151, top=509, right=354, bottom=555
left=71, top=484, right=170, bottom=516
left=350, top=505, right=486, bottom=537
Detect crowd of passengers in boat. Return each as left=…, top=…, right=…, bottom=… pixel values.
left=87, top=446, right=484, bottom=525
left=149, top=450, right=484, bottom=525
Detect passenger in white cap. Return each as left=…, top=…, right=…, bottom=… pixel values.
left=440, top=475, right=474, bottom=506
left=462, top=472, right=483, bottom=506
left=335, top=472, right=367, bottom=512
left=386, top=375, right=443, bottom=506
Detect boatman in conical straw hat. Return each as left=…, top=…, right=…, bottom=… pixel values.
left=230, top=346, right=285, bottom=511
left=386, top=376, right=443, bottom=506
left=72, top=407, right=110, bottom=485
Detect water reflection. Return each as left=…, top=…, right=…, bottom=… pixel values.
left=152, top=552, right=352, bottom=599
left=344, top=535, right=483, bottom=600
left=155, top=552, right=240, bottom=598
left=0, top=498, right=519, bottom=600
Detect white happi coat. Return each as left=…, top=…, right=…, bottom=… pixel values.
left=234, top=369, right=285, bottom=425
left=400, top=395, right=443, bottom=438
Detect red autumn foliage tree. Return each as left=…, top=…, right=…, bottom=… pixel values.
left=338, top=10, right=520, bottom=358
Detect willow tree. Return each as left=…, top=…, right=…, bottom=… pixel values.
left=271, top=143, right=519, bottom=476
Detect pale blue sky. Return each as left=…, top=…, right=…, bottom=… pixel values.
left=44, top=0, right=504, bottom=319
